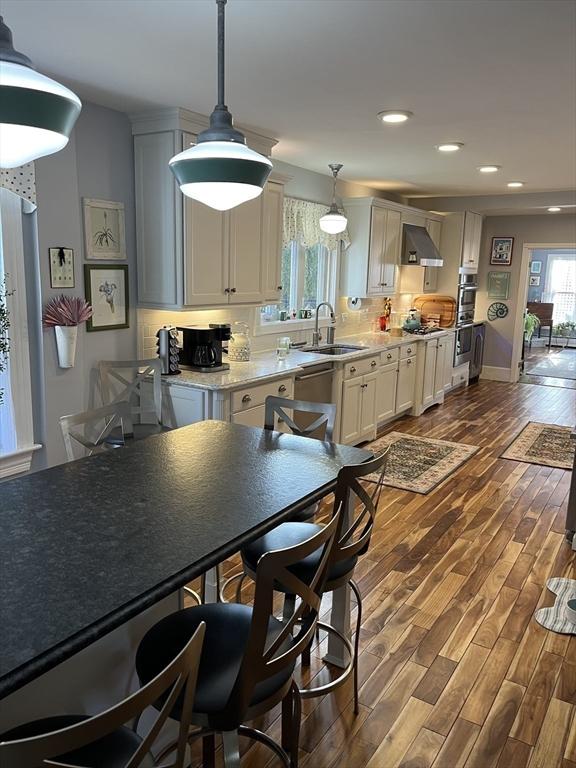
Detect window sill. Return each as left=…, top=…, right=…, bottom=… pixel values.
left=0, top=444, right=42, bottom=479
left=254, top=317, right=332, bottom=336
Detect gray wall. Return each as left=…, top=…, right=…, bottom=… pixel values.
left=476, top=214, right=576, bottom=371
left=34, top=102, right=137, bottom=467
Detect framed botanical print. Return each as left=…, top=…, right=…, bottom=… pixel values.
left=490, top=237, right=514, bottom=265
left=83, top=198, right=126, bottom=261
left=49, top=247, right=75, bottom=288
left=529, top=275, right=541, bottom=287
left=84, top=264, right=129, bottom=331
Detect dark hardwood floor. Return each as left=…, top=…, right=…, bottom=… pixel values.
left=187, top=380, right=576, bottom=767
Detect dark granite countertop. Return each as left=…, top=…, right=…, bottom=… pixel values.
left=0, top=421, right=369, bottom=698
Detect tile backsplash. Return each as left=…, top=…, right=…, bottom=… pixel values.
left=138, top=297, right=391, bottom=359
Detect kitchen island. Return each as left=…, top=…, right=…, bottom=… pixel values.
left=0, top=420, right=368, bottom=730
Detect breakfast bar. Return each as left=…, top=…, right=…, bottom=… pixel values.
left=0, top=421, right=369, bottom=726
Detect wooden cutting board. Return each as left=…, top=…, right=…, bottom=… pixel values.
left=413, top=295, right=457, bottom=328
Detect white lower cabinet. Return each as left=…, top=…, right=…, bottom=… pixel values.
left=341, top=377, right=364, bottom=445
left=395, top=357, right=417, bottom=412
left=376, top=362, right=398, bottom=423
left=162, top=384, right=208, bottom=428
left=443, top=332, right=456, bottom=391
left=422, top=340, right=438, bottom=408
left=341, top=370, right=379, bottom=445
left=434, top=338, right=446, bottom=400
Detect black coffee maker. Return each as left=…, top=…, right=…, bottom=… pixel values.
left=177, top=324, right=231, bottom=372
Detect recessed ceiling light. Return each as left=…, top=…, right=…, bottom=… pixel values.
left=478, top=165, right=501, bottom=173
left=378, top=110, right=413, bottom=124
left=436, top=143, right=464, bottom=152
left=507, top=181, right=524, bottom=188
left=548, top=207, right=561, bottom=213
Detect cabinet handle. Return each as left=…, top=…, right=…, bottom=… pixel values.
left=278, top=384, right=287, bottom=393
left=371, top=360, right=377, bottom=367
left=350, top=366, right=356, bottom=373
left=224, top=288, right=230, bottom=294
left=230, top=288, right=237, bottom=293
left=277, top=285, right=283, bottom=291
left=407, top=348, right=412, bottom=354
left=387, top=353, right=393, bottom=359
left=242, top=394, right=252, bottom=404
left=407, top=359, right=412, bottom=365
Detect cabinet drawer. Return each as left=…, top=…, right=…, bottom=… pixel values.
left=344, top=355, right=380, bottom=379
left=231, top=377, right=293, bottom=413
left=380, top=360, right=398, bottom=374
left=381, top=347, right=400, bottom=365
left=400, top=343, right=417, bottom=359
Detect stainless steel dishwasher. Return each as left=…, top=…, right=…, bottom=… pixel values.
left=293, top=363, right=335, bottom=436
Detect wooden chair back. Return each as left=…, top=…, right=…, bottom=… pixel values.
left=99, top=359, right=162, bottom=433
left=59, top=401, right=132, bottom=462
left=264, top=396, right=336, bottom=441
left=527, top=302, right=554, bottom=326
left=331, top=449, right=390, bottom=566
left=228, top=511, right=340, bottom=719
left=0, top=622, right=205, bottom=768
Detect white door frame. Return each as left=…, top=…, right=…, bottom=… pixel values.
left=511, top=242, right=576, bottom=382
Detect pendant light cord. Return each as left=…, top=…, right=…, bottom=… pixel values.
left=217, top=0, right=226, bottom=109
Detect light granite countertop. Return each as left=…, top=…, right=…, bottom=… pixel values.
left=163, top=329, right=456, bottom=392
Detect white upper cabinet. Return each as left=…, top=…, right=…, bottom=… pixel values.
left=341, top=199, right=402, bottom=297
left=461, top=211, right=482, bottom=270
left=131, top=109, right=280, bottom=309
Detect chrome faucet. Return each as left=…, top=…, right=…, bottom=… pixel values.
left=312, top=302, right=336, bottom=347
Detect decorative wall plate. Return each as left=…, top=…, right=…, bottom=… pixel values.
left=487, top=302, right=509, bottom=320
left=49, top=247, right=75, bottom=288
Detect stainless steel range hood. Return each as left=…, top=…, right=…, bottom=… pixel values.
left=402, top=224, right=443, bottom=267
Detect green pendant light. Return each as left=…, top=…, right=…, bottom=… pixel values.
left=169, top=0, right=272, bottom=211
left=0, top=16, right=81, bottom=168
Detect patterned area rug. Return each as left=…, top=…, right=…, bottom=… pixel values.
left=366, top=432, right=480, bottom=494
left=501, top=422, right=575, bottom=469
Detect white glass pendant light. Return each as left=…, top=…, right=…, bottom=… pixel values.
left=319, top=164, right=347, bottom=234
left=0, top=16, right=81, bottom=168
left=169, top=0, right=272, bottom=211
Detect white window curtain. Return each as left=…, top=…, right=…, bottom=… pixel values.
left=0, top=188, right=36, bottom=465
left=283, top=197, right=350, bottom=251
left=543, top=253, right=576, bottom=325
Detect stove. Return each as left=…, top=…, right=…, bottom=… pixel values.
left=405, top=327, right=445, bottom=335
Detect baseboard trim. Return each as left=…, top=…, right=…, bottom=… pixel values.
left=480, top=366, right=513, bottom=382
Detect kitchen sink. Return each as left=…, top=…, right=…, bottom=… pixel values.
left=301, top=345, right=365, bottom=356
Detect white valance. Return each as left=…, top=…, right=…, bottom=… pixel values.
left=0, top=162, right=37, bottom=210
left=283, top=196, right=350, bottom=250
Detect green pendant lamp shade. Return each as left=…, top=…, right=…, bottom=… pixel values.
left=0, top=16, right=81, bottom=169
left=169, top=0, right=272, bottom=211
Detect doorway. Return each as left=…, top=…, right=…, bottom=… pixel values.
left=519, top=247, right=576, bottom=388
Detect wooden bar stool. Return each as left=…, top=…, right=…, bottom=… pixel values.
left=236, top=450, right=389, bottom=713
left=0, top=622, right=205, bottom=768
left=98, top=358, right=166, bottom=440
left=134, top=513, right=341, bottom=768
left=59, top=401, right=132, bottom=461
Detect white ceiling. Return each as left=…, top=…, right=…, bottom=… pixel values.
left=3, top=0, right=576, bottom=198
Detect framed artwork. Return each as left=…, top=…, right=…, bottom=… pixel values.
left=531, top=260, right=542, bottom=274
left=487, top=271, right=510, bottom=299
left=83, top=198, right=126, bottom=261
left=529, top=275, right=541, bottom=287
left=84, top=264, right=129, bottom=331
left=490, top=237, right=514, bottom=265
left=49, top=247, right=74, bottom=288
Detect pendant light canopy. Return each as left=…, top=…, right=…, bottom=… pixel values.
left=0, top=16, right=81, bottom=169
left=169, top=0, right=272, bottom=211
left=319, top=164, right=347, bottom=234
